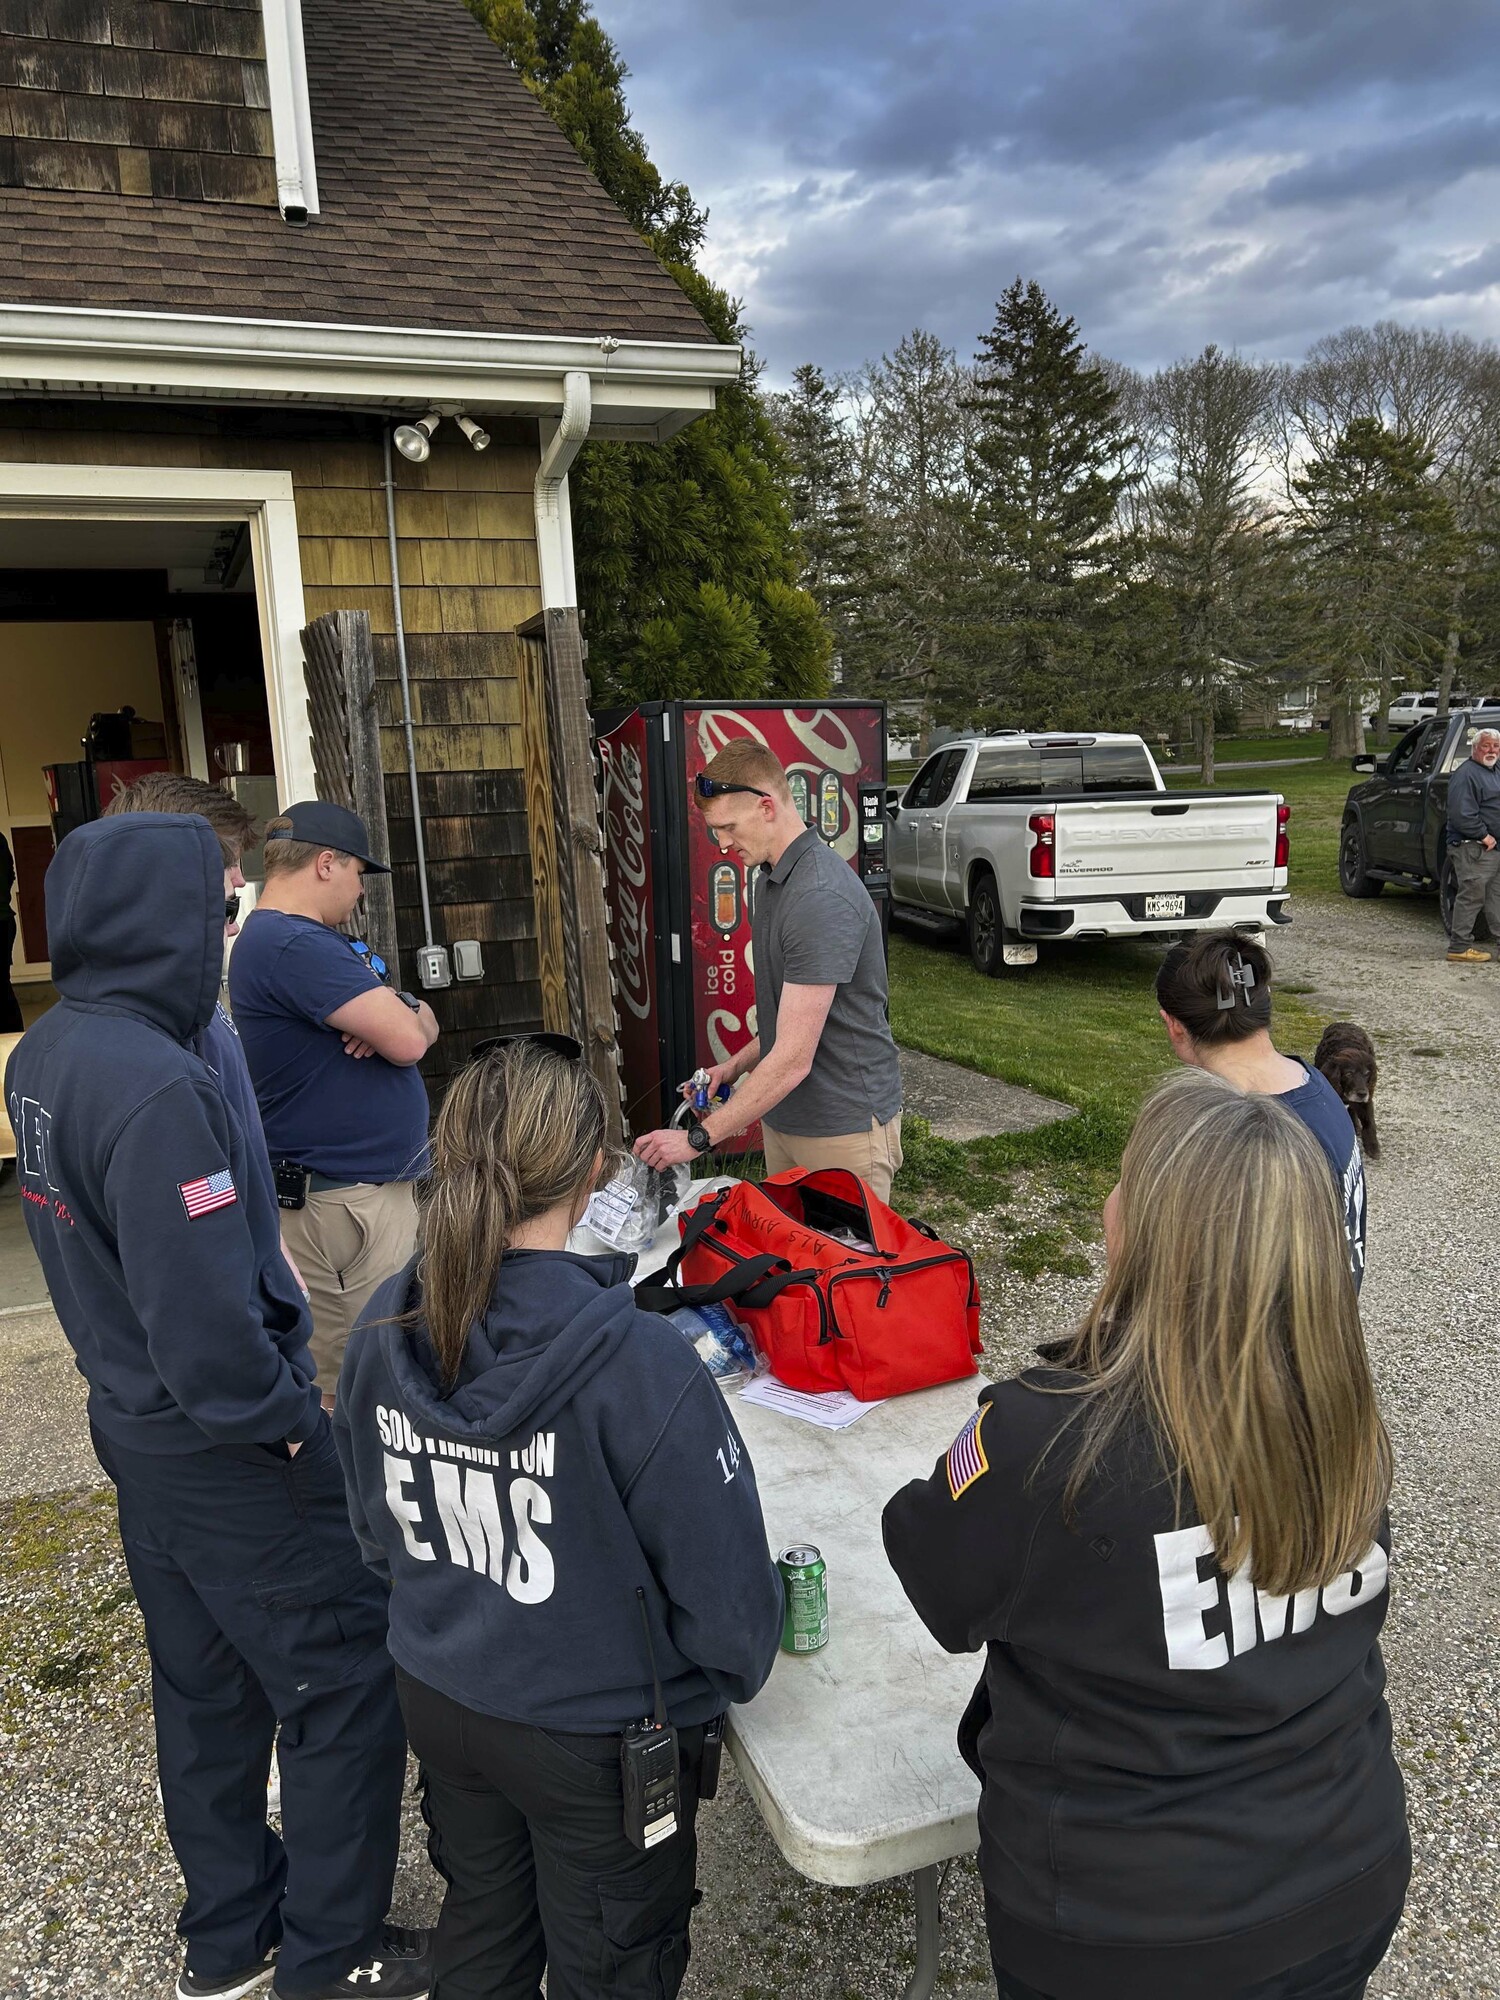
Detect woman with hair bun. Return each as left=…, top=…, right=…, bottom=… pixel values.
left=1154, top=929, right=1367, bottom=1287
left=335, top=1036, right=783, bottom=2000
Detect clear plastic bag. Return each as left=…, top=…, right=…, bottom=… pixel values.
left=665, top=1302, right=760, bottom=1384
left=572, top=1156, right=690, bottom=1257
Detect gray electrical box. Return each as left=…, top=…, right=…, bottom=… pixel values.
left=417, top=944, right=451, bottom=989
left=453, top=940, right=484, bottom=981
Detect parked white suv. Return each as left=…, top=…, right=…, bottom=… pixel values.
left=1380, top=690, right=1491, bottom=729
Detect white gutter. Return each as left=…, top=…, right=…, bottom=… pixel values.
left=260, top=0, right=320, bottom=222
left=0, top=303, right=739, bottom=434
left=534, top=370, right=592, bottom=609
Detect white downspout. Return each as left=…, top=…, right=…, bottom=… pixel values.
left=261, top=0, right=321, bottom=222
left=533, top=370, right=592, bottom=608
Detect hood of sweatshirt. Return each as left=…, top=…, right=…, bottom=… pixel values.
left=47, top=813, right=223, bottom=1043
left=376, top=1248, right=641, bottom=1442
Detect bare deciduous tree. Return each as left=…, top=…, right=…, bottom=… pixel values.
left=1129, top=346, right=1282, bottom=780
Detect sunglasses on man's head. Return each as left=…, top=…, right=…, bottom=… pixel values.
left=695, top=772, right=771, bottom=803
left=470, top=1031, right=584, bottom=1065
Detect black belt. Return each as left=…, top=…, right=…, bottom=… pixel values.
left=307, top=1172, right=377, bottom=1194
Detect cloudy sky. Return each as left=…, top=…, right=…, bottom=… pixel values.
left=610, top=0, right=1500, bottom=385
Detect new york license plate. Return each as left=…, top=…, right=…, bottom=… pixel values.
left=1145, top=894, right=1186, bottom=919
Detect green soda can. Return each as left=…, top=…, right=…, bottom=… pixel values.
left=777, top=1545, right=829, bottom=1655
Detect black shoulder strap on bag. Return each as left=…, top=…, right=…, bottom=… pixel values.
left=633, top=1189, right=802, bottom=1315
left=634, top=1253, right=796, bottom=1316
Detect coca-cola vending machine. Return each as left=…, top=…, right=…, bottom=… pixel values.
left=595, top=700, right=888, bottom=1146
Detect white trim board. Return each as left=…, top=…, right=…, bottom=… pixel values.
left=0, top=464, right=315, bottom=803
left=0, top=305, right=739, bottom=438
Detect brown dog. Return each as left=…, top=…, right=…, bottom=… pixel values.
left=1314, top=1023, right=1380, bottom=1160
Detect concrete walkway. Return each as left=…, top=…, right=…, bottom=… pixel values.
left=898, top=1046, right=1072, bottom=1141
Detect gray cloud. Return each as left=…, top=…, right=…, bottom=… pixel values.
left=611, top=0, right=1500, bottom=377
left=1235, top=115, right=1500, bottom=212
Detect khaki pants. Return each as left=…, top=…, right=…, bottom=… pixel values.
left=1449, top=838, right=1500, bottom=947
left=760, top=1113, right=905, bottom=1205
left=280, top=1179, right=419, bottom=1388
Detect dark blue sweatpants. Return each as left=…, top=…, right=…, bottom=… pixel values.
left=92, top=1413, right=407, bottom=1996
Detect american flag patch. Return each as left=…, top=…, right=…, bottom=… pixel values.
left=179, top=1169, right=238, bottom=1219
left=946, top=1404, right=990, bottom=1500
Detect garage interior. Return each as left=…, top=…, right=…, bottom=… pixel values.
left=0, top=515, right=281, bottom=1305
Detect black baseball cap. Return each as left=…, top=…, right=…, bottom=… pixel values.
left=264, top=800, right=391, bottom=873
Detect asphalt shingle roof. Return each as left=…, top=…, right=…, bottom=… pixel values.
left=0, top=0, right=715, bottom=343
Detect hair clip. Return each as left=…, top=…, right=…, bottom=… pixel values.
left=1215, top=951, right=1257, bottom=1010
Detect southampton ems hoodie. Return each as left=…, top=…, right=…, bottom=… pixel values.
left=5, top=814, right=320, bottom=1454
left=336, top=1250, right=784, bottom=1731
left=884, top=1371, right=1409, bottom=2000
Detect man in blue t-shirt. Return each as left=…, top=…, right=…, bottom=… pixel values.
left=228, top=801, right=438, bottom=1389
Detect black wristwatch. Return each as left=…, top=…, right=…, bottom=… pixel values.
left=396, top=990, right=422, bottom=1013
left=688, top=1119, right=714, bottom=1154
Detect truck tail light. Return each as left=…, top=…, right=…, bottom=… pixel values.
left=1028, top=812, right=1055, bottom=879
left=1275, top=802, right=1290, bottom=871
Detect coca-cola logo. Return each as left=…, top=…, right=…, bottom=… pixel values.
left=601, top=740, right=652, bottom=1023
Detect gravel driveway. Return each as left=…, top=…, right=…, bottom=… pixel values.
left=2, top=887, right=1494, bottom=1999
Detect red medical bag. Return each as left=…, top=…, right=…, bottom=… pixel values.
left=636, top=1168, right=981, bottom=1401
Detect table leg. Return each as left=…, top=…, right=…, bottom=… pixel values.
left=901, top=1864, right=941, bottom=2000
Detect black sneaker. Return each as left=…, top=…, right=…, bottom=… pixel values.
left=270, top=1926, right=433, bottom=1999
left=176, top=1961, right=276, bottom=2000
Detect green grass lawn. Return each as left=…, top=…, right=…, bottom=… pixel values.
left=884, top=744, right=1345, bottom=1255
left=888, top=924, right=1330, bottom=1239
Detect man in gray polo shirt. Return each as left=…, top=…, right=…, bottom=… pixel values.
left=634, top=740, right=904, bottom=1200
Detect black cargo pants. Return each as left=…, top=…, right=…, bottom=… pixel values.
left=396, top=1666, right=706, bottom=2000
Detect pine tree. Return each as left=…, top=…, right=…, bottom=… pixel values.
left=767, top=364, right=876, bottom=679
left=574, top=276, right=831, bottom=702
left=957, top=280, right=1138, bottom=727
left=1290, top=418, right=1459, bottom=758
left=468, top=0, right=829, bottom=703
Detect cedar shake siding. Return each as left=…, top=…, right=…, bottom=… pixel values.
left=0, top=0, right=276, bottom=207
left=0, top=402, right=559, bottom=1083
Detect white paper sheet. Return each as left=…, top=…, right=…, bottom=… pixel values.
left=737, top=1376, right=885, bottom=1429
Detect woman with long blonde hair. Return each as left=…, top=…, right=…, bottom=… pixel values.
left=335, top=1037, right=783, bottom=2000
left=885, top=1069, right=1407, bottom=2000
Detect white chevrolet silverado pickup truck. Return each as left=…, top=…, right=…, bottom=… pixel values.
left=889, top=732, right=1291, bottom=973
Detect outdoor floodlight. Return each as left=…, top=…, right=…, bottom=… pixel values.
left=393, top=412, right=443, bottom=462
left=455, top=414, right=491, bottom=452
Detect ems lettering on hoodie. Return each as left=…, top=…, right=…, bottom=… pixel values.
left=335, top=1249, right=785, bottom=1734
left=883, top=1374, right=1408, bottom=1996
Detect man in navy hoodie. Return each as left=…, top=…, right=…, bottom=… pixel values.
left=6, top=813, right=426, bottom=2000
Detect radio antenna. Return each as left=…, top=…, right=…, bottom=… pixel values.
left=635, top=1587, right=667, bottom=1729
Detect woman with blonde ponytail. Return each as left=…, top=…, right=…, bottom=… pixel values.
left=334, top=1038, right=783, bottom=2000
left=885, top=1069, right=1408, bottom=2000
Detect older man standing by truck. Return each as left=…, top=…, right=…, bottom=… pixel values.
left=633, top=741, right=905, bottom=1200
left=1446, top=727, right=1500, bottom=964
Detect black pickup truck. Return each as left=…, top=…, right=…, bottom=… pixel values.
left=1339, top=707, right=1493, bottom=931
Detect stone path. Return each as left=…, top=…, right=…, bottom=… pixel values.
left=897, top=1046, right=1071, bottom=1141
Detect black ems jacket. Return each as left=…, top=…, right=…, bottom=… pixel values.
left=883, top=1372, right=1408, bottom=2000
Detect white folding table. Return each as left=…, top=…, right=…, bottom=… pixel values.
left=725, top=1377, right=986, bottom=2000
left=618, top=1181, right=987, bottom=1997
